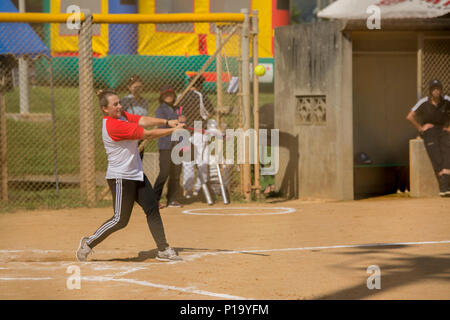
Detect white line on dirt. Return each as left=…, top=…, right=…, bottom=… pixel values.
left=229, top=240, right=450, bottom=254
left=1, top=240, right=449, bottom=299
left=110, top=267, right=148, bottom=277
left=81, top=276, right=251, bottom=300
left=2, top=240, right=450, bottom=267
left=103, top=239, right=450, bottom=277
left=181, top=207, right=296, bottom=216
left=0, top=250, right=62, bottom=254
left=0, top=277, right=53, bottom=281
left=1, top=240, right=449, bottom=277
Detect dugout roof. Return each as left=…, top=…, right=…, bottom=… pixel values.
left=318, top=0, right=450, bottom=20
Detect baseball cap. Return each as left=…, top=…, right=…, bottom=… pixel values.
left=159, top=85, right=175, bottom=97
left=429, top=79, right=443, bottom=90
left=354, top=152, right=373, bottom=165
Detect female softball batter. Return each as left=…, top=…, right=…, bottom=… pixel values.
left=76, top=90, right=185, bottom=262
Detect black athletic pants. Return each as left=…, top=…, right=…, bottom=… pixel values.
left=421, top=126, right=450, bottom=175
left=86, top=175, right=169, bottom=251
left=154, top=149, right=182, bottom=203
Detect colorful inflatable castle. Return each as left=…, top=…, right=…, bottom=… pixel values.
left=41, top=0, right=289, bottom=90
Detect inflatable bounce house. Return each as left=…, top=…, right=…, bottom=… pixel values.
left=41, top=0, right=289, bottom=90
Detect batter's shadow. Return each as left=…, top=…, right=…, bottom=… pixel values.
left=91, top=247, right=266, bottom=262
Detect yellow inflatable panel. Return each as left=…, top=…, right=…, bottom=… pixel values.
left=50, top=0, right=108, bottom=56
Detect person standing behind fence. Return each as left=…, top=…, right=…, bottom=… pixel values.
left=406, top=79, right=450, bottom=197
left=153, top=85, right=184, bottom=209
left=76, top=90, right=185, bottom=262
left=121, top=75, right=148, bottom=159
left=178, top=75, right=215, bottom=199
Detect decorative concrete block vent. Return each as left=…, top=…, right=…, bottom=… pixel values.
left=295, top=95, right=327, bottom=125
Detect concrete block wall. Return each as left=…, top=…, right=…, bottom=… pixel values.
left=409, top=139, right=439, bottom=197
left=274, top=21, right=353, bottom=200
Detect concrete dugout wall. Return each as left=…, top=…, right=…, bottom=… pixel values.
left=274, top=19, right=449, bottom=200
left=274, top=21, right=353, bottom=200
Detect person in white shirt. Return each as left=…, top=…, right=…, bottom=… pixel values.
left=76, top=90, right=185, bottom=262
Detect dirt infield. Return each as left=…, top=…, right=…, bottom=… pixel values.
left=0, top=195, right=449, bottom=300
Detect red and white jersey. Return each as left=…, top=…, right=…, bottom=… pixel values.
left=102, top=111, right=144, bottom=181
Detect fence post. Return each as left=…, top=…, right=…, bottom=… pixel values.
left=18, top=0, right=29, bottom=114
left=216, top=25, right=223, bottom=126
left=252, top=10, right=260, bottom=198
left=79, top=11, right=96, bottom=207
left=417, top=33, right=423, bottom=100
left=49, top=57, right=59, bottom=195
left=241, top=8, right=251, bottom=202
left=238, top=24, right=244, bottom=195
left=0, top=74, right=7, bottom=202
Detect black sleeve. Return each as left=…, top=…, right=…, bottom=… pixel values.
left=179, top=92, right=197, bottom=127
left=414, top=103, right=425, bottom=124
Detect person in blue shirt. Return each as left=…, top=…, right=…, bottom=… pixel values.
left=154, top=85, right=184, bottom=208
left=121, top=75, right=149, bottom=116
left=121, top=75, right=149, bottom=159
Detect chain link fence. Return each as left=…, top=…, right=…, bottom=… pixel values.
left=0, top=13, right=258, bottom=211
left=422, top=36, right=450, bottom=95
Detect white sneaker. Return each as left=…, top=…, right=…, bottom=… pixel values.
left=156, top=247, right=182, bottom=262
left=76, top=237, right=92, bottom=262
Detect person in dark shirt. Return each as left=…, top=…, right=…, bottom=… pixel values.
left=406, top=79, right=450, bottom=197
left=179, top=75, right=215, bottom=129
left=154, top=85, right=184, bottom=208
left=178, top=75, right=215, bottom=198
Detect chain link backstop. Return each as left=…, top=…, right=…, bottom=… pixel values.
left=0, top=12, right=259, bottom=211
left=421, top=36, right=450, bottom=96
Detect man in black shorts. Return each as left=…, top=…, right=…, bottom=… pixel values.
left=406, top=79, right=450, bottom=197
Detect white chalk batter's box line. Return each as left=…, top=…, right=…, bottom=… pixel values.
left=1, top=240, right=449, bottom=272
left=181, top=207, right=297, bottom=216
left=1, top=240, right=450, bottom=265
left=1, top=240, right=449, bottom=300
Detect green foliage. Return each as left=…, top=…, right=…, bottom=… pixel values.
left=290, top=3, right=302, bottom=24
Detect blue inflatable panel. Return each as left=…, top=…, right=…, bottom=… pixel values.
left=0, top=0, right=49, bottom=57
left=108, top=0, right=137, bottom=55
